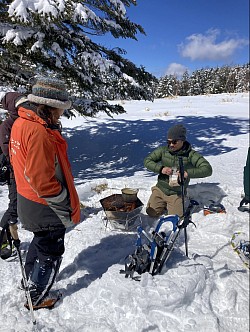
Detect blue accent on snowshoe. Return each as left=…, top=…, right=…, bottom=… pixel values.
left=155, top=214, right=180, bottom=234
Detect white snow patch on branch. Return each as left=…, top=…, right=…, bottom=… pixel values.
left=8, top=0, right=66, bottom=21
left=3, top=28, right=34, bottom=46
left=8, top=0, right=35, bottom=22
left=123, top=73, right=139, bottom=86
left=73, top=3, right=100, bottom=23
left=110, top=0, right=126, bottom=17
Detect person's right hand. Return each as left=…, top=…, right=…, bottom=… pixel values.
left=161, top=167, right=173, bottom=175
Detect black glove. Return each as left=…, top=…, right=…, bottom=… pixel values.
left=13, top=239, right=21, bottom=248
left=9, top=219, right=18, bottom=225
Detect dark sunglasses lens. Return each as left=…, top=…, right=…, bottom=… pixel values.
left=168, top=140, right=177, bottom=145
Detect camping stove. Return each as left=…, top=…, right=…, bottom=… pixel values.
left=100, top=194, right=144, bottom=231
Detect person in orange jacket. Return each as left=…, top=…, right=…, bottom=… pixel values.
left=9, top=77, right=80, bottom=308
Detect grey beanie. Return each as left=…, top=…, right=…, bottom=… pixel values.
left=167, top=124, right=187, bottom=141
left=27, top=77, right=72, bottom=109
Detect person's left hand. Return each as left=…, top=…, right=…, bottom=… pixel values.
left=177, top=171, right=188, bottom=179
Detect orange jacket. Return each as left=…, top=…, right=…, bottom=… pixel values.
left=10, top=106, right=80, bottom=224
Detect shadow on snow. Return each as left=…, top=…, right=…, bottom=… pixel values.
left=64, top=116, right=248, bottom=181
left=58, top=232, right=136, bottom=298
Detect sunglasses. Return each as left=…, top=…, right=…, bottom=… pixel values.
left=167, top=139, right=179, bottom=145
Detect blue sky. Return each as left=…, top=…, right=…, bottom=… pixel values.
left=97, top=0, right=249, bottom=77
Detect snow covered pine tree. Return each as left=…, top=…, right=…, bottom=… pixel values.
left=0, top=0, right=156, bottom=116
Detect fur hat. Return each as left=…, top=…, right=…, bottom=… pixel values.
left=27, top=78, right=72, bottom=109
left=167, top=124, right=187, bottom=141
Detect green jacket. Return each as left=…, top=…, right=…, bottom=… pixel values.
left=243, top=147, right=250, bottom=200
left=144, top=141, right=212, bottom=196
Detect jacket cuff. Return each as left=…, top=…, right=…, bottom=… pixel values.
left=159, top=166, right=164, bottom=174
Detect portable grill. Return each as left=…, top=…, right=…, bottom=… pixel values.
left=100, top=194, right=144, bottom=231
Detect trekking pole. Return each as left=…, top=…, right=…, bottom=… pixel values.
left=178, top=156, right=188, bottom=257
left=9, top=226, right=37, bottom=328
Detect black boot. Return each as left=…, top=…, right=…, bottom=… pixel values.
left=28, top=256, right=62, bottom=306
left=238, top=197, right=250, bottom=213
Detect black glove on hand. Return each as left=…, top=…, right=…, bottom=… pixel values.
left=13, top=239, right=21, bottom=248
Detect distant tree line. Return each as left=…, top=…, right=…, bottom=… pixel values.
left=155, top=63, right=249, bottom=98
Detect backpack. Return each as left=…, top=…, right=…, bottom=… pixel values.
left=0, top=225, right=13, bottom=260
left=0, top=147, right=10, bottom=185
left=0, top=92, right=23, bottom=185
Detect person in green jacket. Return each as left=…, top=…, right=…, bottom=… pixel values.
left=144, top=124, right=213, bottom=218
left=238, top=147, right=250, bottom=212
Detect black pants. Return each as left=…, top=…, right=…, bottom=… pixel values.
left=0, top=176, right=18, bottom=229
left=25, top=228, right=66, bottom=279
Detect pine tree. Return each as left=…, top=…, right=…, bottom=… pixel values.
left=188, top=70, right=202, bottom=96
left=179, top=70, right=190, bottom=96
left=155, top=75, right=178, bottom=98
left=0, top=0, right=156, bottom=116
left=235, top=63, right=250, bottom=92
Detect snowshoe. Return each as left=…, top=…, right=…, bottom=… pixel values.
left=24, top=291, right=62, bottom=310
left=203, top=201, right=226, bottom=215
left=231, top=232, right=250, bottom=269
left=120, top=215, right=180, bottom=279
left=120, top=200, right=199, bottom=280
left=120, top=215, right=180, bottom=280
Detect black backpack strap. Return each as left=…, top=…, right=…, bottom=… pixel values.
left=0, top=153, right=11, bottom=185
left=0, top=225, right=13, bottom=259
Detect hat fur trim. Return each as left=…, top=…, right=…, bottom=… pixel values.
left=27, top=94, right=72, bottom=109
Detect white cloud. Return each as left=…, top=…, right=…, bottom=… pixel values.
left=165, top=63, right=187, bottom=77
left=178, top=29, right=249, bottom=61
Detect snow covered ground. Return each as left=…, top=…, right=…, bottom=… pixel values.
left=0, top=92, right=249, bottom=332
